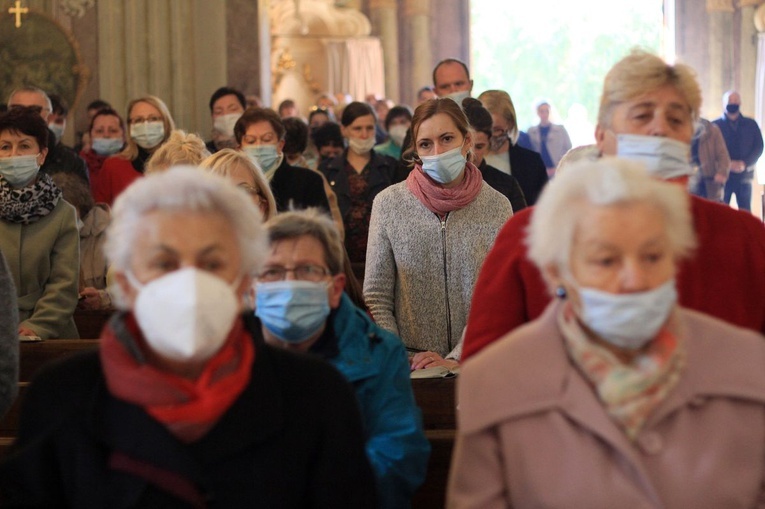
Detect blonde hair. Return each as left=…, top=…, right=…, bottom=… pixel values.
left=117, top=95, right=176, bottom=160
left=477, top=90, right=519, bottom=141
left=200, top=148, right=277, bottom=220
left=144, top=130, right=210, bottom=174
left=527, top=157, right=696, bottom=290
left=597, top=50, right=701, bottom=129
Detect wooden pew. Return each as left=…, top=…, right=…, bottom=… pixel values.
left=412, top=376, right=457, bottom=509
left=73, top=309, right=113, bottom=340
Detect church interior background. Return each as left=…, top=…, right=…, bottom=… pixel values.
left=2, top=0, right=765, bottom=218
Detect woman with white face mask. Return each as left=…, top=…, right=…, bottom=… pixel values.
left=374, top=105, right=413, bottom=160
left=319, top=101, right=398, bottom=263
left=98, top=95, right=175, bottom=206
left=0, top=107, right=79, bottom=339
left=0, top=168, right=377, bottom=507
left=364, top=98, right=512, bottom=370
left=448, top=158, right=765, bottom=508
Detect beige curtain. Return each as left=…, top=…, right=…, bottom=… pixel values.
left=323, top=37, right=385, bottom=100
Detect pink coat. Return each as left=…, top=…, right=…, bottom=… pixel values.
left=448, top=302, right=765, bottom=509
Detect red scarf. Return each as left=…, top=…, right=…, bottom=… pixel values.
left=406, top=161, right=483, bottom=216
left=100, top=314, right=255, bottom=443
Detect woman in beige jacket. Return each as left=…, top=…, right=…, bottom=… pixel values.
left=448, top=158, right=765, bottom=509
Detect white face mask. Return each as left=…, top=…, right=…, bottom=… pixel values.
left=130, top=121, right=165, bottom=150
left=48, top=123, right=65, bottom=144
left=574, top=279, right=678, bottom=350
left=443, top=90, right=470, bottom=107
left=213, top=112, right=242, bottom=138
left=616, top=134, right=692, bottom=180
left=0, top=154, right=41, bottom=187
left=127, top=267, right=240, bottom=362
left=388, top=124, right=408, bottom=147
left=348, top=136, right=376, bottom=155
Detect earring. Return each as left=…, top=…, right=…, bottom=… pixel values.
left=554, top=285, right=567, bottom=299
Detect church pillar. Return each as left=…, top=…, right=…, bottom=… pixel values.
left=405, top=0, right=432, bottom=94
left=706, top=0, right=735, bottom=113
left=369, top=0, right=400, bottom=102
left=740, top=0, right=762, bottom=114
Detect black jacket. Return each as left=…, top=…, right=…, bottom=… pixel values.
left=0, top=319, right=377, bottom=508
left=503, top=143, right=548, bottom=206
left=41, top=128, right=90, bottom=186
left=478, top=160, right=527, bottom=213
left=319, top=150, right=397, bottom=219
left=271, top=158, right=331, bottom=213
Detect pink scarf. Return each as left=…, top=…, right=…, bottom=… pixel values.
left=406, top=161, right=483, bottom=216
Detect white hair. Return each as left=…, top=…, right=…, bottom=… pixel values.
left=105, top=167, right=269, bottom=306
left=527, top=157, right=696, bottom=281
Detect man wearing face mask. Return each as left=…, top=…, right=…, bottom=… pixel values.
left=432, top=59, right=535, bottom=150
left=713, top=90, right=763, bottom=212
left=462, top=50, right=765, bottom=361
left=7, top=87, right=89, bottom=188
left=254, top=209, right=430, bottom=509
left=206, top=86, right=246, bottom=154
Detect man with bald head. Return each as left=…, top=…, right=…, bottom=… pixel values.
left=432, top=58, right=473, bottom=105
left=7, top=86, right=89, bottom=186
left=713, top=90, right=763, bottom=212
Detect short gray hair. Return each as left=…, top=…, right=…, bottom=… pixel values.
left=105, top=168, right=269, bottom=302
left=7, top=86, right=52, bottom=112
left=264, top=208, right=343, bottom=276
left=527, top=157, right=696, bottom=283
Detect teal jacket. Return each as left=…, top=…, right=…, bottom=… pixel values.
left=324, top=293, right=430, bottom=509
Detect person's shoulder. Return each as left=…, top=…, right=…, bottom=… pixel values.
left=459, top=302, right=568, bottom=431
left=260, top=342, right=350, bottom=390
left=681, top=308, right=765, bottom=398
left=24, top=349, right=102, bottom=408
left=284, top=162, right=324, bottom=183
left=475, top=181, right=513, bottom=213
left=375, top=180, right=409, bottom=203
left=691, top=196, right=765, bottom=236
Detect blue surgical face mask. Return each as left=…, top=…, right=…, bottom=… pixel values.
left=244, top=145, right=280, bottom=172
left=616, top=134, right=692, bottom=180
left=91, top=137, right=124, bottom=156
left=575, top=279, right=678, bottom=351
left=255, top=280, right=331, bottom=343
left=419, top=145, right=467, bottom=184
left=130, top=121, right=165, bottom=150
left=0, top=154, right=41, bottom=187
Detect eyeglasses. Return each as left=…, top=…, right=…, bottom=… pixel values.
left=129, top=116, right=163, bottom=125
left=259, top=264, right=330, bottom=282
left=237, top=183, right=267, bottom=203
left=491, top=128, right=508, bottom=137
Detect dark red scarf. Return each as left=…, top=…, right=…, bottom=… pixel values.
left=100, top=314, right=255, bottom=443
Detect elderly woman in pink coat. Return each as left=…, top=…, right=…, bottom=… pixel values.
left=447, top=158, right=765, bottom=509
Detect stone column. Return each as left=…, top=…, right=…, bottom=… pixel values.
left=405, top=0, right=432, bottom=94
left=707, top=0, right=735, bottom=117
left=740, top=0, right=762, bottom=115
left=369, top=0, right=400, bottom=101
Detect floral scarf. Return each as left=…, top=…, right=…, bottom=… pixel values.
left=0, top=172, right=61, bottom=224
left=558, top=302, right=685, bottom=440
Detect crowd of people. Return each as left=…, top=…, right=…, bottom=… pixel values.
left=0, top=48, right=763, bottom=508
